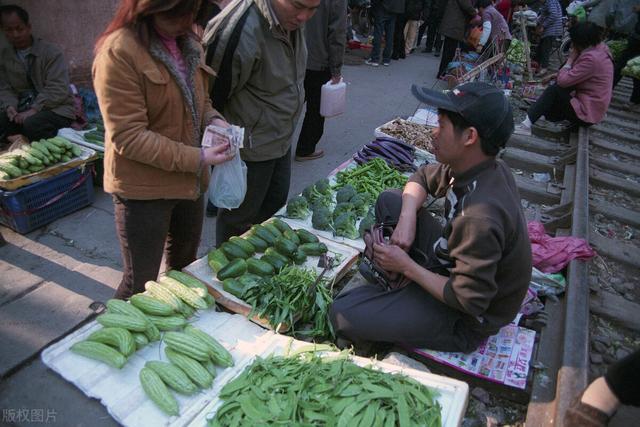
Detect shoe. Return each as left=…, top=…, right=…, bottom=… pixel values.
left=434, top=50, right=440, bottom=57
left=294, top=150, right=324, bottom=162
left=382, top=61, right=390, bottom=66
left=365, top=59, right=379, bottom=67
left=206, top=201, right=218, bottom=217
left=391, top=53, right=399, bottom=60
left=399, top=52, right=406, bottom=59
left=514, top=123, right=532, bottom=136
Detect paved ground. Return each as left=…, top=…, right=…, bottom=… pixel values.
left=0, top=50, right=441, bottom=426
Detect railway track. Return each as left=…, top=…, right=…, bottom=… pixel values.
left=495, top=77, right=640, bottom=426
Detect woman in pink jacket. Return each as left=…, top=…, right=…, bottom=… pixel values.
left=515, top=22, right=613, bottom=136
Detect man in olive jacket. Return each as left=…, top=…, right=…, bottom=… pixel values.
left=204, top=0, right=320, bottom=244
left=0, top=5, right=74, bottom=143
left=437, top=0, right=476, bottom=77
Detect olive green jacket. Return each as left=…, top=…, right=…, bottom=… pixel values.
left=0, top=38, right=74, bottom=119
left=204, top=0, right=307, bottom=162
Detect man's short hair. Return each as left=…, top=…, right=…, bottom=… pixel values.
left=0, top=4, right=30, bottom=26
left=477, top=0, right=493, bottom=9
left=438, top=108, right=501, bottom=156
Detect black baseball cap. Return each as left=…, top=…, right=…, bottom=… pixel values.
left=411, top=82, right=514, bottom=150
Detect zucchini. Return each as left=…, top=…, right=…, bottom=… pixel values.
left=267, top=218, right=293, bottom=234
left=244, top=235, right=268, bottom=253
left=298, top=242, right=328, bottom=256
left=274, top=237, right=297, bottom=257
left=228, top=236, right=255, bottom=256
left=222, top=278, right=245, bottom=298
left=221, top=241, right=250, bottom=260
left=296, top=229, right=320, bottom=244
left=217, top=258, right=247, bottom=280
left=292, top=250, right=307, bottom=265
left=283, top=229, right=300, bottom=245
left=250, top=224, right=277, bottom=245
left=264, top=247, right=290, bottom=264
left=246, top=258, right=275, bottom=277
left=207, top=248, right=229, bottom=273
left=260, top=254, right=287, bottom=272
left=263, top=223, right=283, bottom=240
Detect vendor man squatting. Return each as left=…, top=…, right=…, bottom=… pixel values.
left=330, top=82, right=532, bottom=353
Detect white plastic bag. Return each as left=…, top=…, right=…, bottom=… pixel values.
left=320, top=78, right=347, bottom=118
left=208, top=145, right=247, bottom=209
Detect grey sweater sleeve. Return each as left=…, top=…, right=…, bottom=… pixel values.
left=328, top=0, right=348, bottom=76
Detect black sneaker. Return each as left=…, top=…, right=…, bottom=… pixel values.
left=206, top=201, right=218, bottom=217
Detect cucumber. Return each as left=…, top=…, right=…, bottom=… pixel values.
left=292, top=250, right=307, bottom=265
left=228, top=236, right=255, bottom=256
left=217, top=258, right=247, bottom=280
left=221, top=242, right=250, bottom=260
left=222, top=278, right=245, bottom=298
left=207, top=248, right=229, bottom=273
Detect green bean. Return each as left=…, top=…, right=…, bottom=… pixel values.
left=208, top=353, right=442, bottom=426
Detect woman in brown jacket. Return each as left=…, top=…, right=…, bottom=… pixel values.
left=93, top=0, right=233, bottom=299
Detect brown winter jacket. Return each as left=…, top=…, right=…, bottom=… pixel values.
left=93, top=28, right=221, bottom=200
left=439, top=0, right=476, bottom=42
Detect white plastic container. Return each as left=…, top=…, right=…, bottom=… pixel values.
left=320, top=78, right=346, bottom=118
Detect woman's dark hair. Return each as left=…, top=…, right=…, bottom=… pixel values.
left=0, top=4, right=30, bottom=25
left=477, top=0, right=493, bottom=9
left=95, top=0, right=202, bottom=53
left=568, top=21, right=602, bottom=50
left=438, top=109, right=501, bottom=156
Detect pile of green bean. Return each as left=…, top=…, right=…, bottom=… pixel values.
left=208, top=352, right=442, bottom=426
left=242, top=266, right=334, bottom=339
left=335, top=158, right=408, bottom=201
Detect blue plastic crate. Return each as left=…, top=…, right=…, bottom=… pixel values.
left=0, top=165, right=95, bottom=234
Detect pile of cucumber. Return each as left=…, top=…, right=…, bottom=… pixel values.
left=207, top=218, right=329, bottom=299
left=83, top=119, right=104, bottom=147
left=0, top=136, right=82, bottom=180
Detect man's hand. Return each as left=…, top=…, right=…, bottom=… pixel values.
left=6, top=106, right=18, bottom=122
left=203, top=142, right=235, bottom=165
left=390, top=214, right=416, bottom=251
left=13, top=108, right=37, bottom=125
left=331, top=75, right=342, bottom=84
left=373, top=243, right=414, bottom=273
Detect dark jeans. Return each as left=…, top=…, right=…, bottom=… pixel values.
left=537, top=36, right=554, bottom=69
left=370, top=7, right=397, bottom=63
left=438, top=36, right=459, bottom=77
left=296, top=68, right=332, bottom=157
left=605, top=349, right=640, bottom=406
left=0, top=110, right=72, bottom=142
left=528, top=83, right=590, bottom=126
left=425, top=19, right=442, bottom=52
left=329, top=190, right=485, bottom=352
left=392, top=15, right=407, bottom=57
left=417, top=20, right=427, bottom=47
left=216, top=149, right=291, bottom=245
left=112, top=194, right=205, bottom=299
left=613, top=37, right=640, bottom=104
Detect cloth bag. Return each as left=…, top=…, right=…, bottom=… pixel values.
left=208, top=145, right=247, bottom=209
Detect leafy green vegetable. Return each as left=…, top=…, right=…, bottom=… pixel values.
left=286, top=195, right=310, bottom=219
left=350, top=193, right=369, bottom=217
left=332, top=202, right=353, bottom=221
left=241, top=266, right=333, bottom=338
left=336, top=184, right=357, bottom=204
left=358, top=210, right=376, bottom=237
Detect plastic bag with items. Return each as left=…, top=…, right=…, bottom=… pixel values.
left=206, top=125, right=248, bottom=209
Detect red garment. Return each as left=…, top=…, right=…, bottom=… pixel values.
left=528, top=222, right=595, bottom=273
left=495, top=0, right=512, bottom=23
left=557, top=43, right=614, bottom=125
